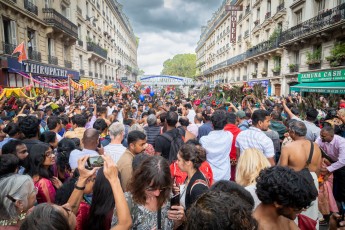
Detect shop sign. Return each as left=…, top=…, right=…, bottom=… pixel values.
left=7, top=57, right=80, bottom=80
left=298, top=69, right=345, bottom=82
left=292, top=88, right=345, bottom=94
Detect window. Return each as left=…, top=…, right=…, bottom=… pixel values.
left=45, top=0, right=52, bottom=8
left=27, top=29, right=37, bottom=53
left=86, top=2, right=89, bottom=16
left=264, top=60, right=268, bottom=71
left=339, top=0, right=345, bottom=4
left=47, top=38, right=55, bottom=56
left=267, top=0, right=271, bottom=12
left=78, top=24, right=82, bottom=38
left=294, top=51, right=300, bottom=64
left=79, top=55, right=83, bottom=69
left=254, top=62, right=258, bottom=72
left=257, top=8, right=260, bottom=20
left=2, top=19, right=17, bottom=46
left=295, top=9, right=303, bottom=24
left=317, top=0, right=325, bottom=13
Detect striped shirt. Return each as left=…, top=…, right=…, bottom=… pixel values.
left=235, top=127, right=275, bottom=158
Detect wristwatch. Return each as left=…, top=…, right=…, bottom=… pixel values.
left=74, top=182, right=85, bottom=190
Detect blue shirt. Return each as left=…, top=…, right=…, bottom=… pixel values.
left=197, top=122, right=213, bottom=140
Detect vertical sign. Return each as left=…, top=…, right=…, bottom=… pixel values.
left=230, top=11, right=237, bottom=44
left=225, top=5, right=243, bottom=44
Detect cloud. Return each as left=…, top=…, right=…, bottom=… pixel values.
left=118, top=0, right=223, bottom=74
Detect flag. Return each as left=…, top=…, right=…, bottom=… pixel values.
left=12, top=42, right=28, bottom=63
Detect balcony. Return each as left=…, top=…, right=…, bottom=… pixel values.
left=265, top=12, right=271, bottom=20
left=2, top=42, right=16, bottom=55
left=89, top=71, right=93, bottom=77
left=289, top=64, right=299, bottom=73
left=95, top=73, right=99, bottom=78
left=42, top=8, right=78, bottom=40
left=78, top=39, right=83, bottom=47
left=77, top=6, right=82, bottom=15
left=64, top=60, right=72, bottom=68
left=277, top=2, right=285, bottom=12
left=251, top=72, right=258, bottom=78
left=4, top=0, right=16, bottom=4
left=308, top=62, right=322, bottom=70
left=254, top=19, right=260, bottom=27
left=80, top=69, right=85, bottom=75
left=247, top=37, right=281, bottom=58
left=28, top=49, right=41, bottom=62
left=48, top=55, right=58, bottom=65
left=87, top=42, right=107, bottom=59
left=280, top=3, right=345, bottom=45
left=244, top=30, right=249, bottom=38
left=24, top=0, right=38, bottom=15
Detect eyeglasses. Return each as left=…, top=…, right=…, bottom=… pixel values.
left=45, top=151, right=55, bottom=157
left=145, top=186, right=167, bottom=192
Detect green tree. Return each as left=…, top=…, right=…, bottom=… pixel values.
left=161, top=53, right=196, bottom=78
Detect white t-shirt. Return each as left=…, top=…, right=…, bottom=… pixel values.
left=104, top=143, right=126, bottom=164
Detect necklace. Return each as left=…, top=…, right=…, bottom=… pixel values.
left=0, top=213, right=26, bottom=226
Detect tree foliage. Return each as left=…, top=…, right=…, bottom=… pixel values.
left=161, top=54, right=196, bottom=78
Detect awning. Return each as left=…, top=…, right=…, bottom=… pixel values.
left=290, top=82, right=345, bottom=94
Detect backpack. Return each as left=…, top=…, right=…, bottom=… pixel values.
left=160, top=131, right=184, bottom=164
left=238, top=122, right=250, bottom=130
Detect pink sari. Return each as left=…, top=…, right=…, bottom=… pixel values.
left=318, top=174, right=339, bottom=214
left=34, top=178, right=56, bottom=204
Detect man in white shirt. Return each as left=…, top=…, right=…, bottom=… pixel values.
left=184, top=103, right=196, bottom=124
left=104, top=122, right=126, bottom=163
left=69, top=128, right=103, bottom=170
left=187, top=113, right=203, bottom=137
left=236, top=109, right=276, bottom=166
left=200, top=110, right=232, bottom=182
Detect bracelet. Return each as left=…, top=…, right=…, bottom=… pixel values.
left=74, top=182, right=85, bottom=190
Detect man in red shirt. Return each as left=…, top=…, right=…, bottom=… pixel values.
left=224, top=112, right=241, bottom=181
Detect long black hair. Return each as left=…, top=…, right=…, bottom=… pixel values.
left=84, top=167, right=115, bottom=230
left=26, top=143, right=53, bottom=179
left=56, top=138, right=76, bottom=180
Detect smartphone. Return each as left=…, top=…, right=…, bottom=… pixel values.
left=86, top=156, right=104, bottom=169
left=170, top=194, right=180, bottom=207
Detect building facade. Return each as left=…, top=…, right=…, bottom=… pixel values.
left=0, top=0, right=138, bottom=89
left=196, top=0, right=345, bottom=96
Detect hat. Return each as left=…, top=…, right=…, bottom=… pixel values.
left=340, top=102, right=345, bottom=109
left=236, top=110, right=246, bottom=119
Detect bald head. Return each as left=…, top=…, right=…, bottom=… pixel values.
left=82, top=128, right=100, bottom=148
left=194, top=113, right=203, bottom=124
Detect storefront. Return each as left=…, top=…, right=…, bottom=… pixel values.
left=291, top=69, right=345, bottom=95
left=0, top=57, right=80, bottom=89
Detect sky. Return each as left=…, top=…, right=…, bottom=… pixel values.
left=118, top=0, right=224, bottom=75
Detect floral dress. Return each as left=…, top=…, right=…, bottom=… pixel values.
left=111, top=192, right=174, bottom=230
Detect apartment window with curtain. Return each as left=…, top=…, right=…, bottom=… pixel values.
left=28, top=29, right=37, bottom=56
left=267, top=0, right=271, bottom=12
left=294, top=51, right=300, bottom=64
left=47, top=38, right=55, bottom=57
left=339, top=0, right=345, bottom=4
left=2, top=19, right=17, bottom=46
left=295, top=9, right=303, bottom=25
left=317, top=0, right=325, bottom=13
left=257, top=8, right=260, bottom=20
left=79, top=55, right=83, bottom=70
left=44, top=0, right=51, bottom=8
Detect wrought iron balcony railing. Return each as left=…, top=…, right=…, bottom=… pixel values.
left=48, top=55, right=58, bottom=65
left=280, top=3, right=345, bottom=44
left=246, top=37, right=281, bottom=58
left=289, top=64, right=299, bottom=73
left=64, top=60, right=72, bottom=68
left=28, top=49, right=41, bottom=62
left=2, top=42, right=16, bottom=55
left=86, top=42, right=107, bottom=59
left=24, top=0, right=38, bottom=15
left=42, top=8, right=78, bottom=39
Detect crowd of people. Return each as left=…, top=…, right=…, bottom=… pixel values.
left=0, top=91, right=344, bottom=230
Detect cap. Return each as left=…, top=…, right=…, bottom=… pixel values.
left=236, top=110, right=246, bottom=119
left=340, top=102, right=345, bottom=109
